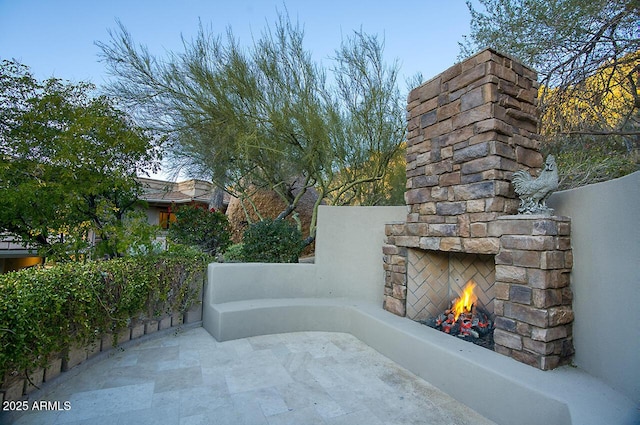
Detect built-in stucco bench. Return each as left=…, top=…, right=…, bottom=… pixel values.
left=202, top=262, right=632, bottom=425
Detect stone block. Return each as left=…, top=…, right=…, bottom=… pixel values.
left=539, top=355, right=561, bottom=371
left=419, top=237, right=440, bottom=250
left=412, top=174, right=439, bottom=188
left=511, top=250, right=541, bottom=268
left=25, top=368, right=44, bottom=393
left=447, top=62, right=487, bottom=92
left=469, top=222, right=488, bottom=237
left=405, top=188, right=432, bottom=205
left=509, top=285, right=532, bottom=305
left=461, top=155, right=502, bottom=175
left=159, top=315, right=172, bottom=330
left=503, top=302, right=547, bottom=327
left=515, top=146, right=543, bottom=168
left=548, top=306, right=574, bottom=326
left=2, top=376, right=24, bottom=401
left=531, top=326, right=568, bottom=342
left=453, top=142, right=490, bottom=163
left=384, top=296, right=406, bottom=317
left=86, top=339, right=101, bottom=359
left=412, top=76, right=441, bottom=103
left=516, top=321, right=532, bottom=336
left=101, top=333, right=114, bottom=351
left=131, top=323, right=145, bottom=339
left=452, top=181, right=495, bottom=200
left=63, top=344, right=87, bottom=371
left=395, top=236, right=420, bottom=248
left=494, top=282, right=510, bottom=300
left=474, top=118, right=513, bottom=136
left=145, top=320, right=159, bottom=335
left=439, top=171, right=461, bottom=187
left=117, top=327, right=131, bottom=344
left=428, top=223, right=458, bottom=237
left=392, top=284, right=407, bottom=299
left=494, top=329, right=523, bottom=350
left=495, top=265, right=527, bottom=283
left=540, top=251, right=564, bottom=269
left=423, top=118, right=453, bottom=139
left=461, top=237, right=500, bottom=254
left=523, top=337, right=554, bottom=356
left=44, top=357, right=62, bottom=382
left=185, top=306, right=203, bottom=324
left=532, top=219, right=558, bottom=236
left=532, top=288, right=563, bottom=308
left=171, top=312, right=184, bottom=327
left=494, top=316, right=517, bottom=332
left=436, top=201, right=466, bottom=216
left=501, top=235, right=555, bottom=251
left=466, top=199, right=485, bottom=213
left=438, top=98, right=461, bottom=121
left=406, top=223, right=429, bottom=236
left=439, top=237, right=462, bottom=252
left=489, top=218, right=533, bottom=236
left=420, top=110, right=438, bottom=128
left=460, top=85, right=487, bottom=111
left=494, top=250, right=513, bottom=265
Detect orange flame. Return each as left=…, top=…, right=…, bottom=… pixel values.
left=451, top=281, right=477, bottom=321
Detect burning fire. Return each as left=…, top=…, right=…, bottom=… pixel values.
left=430, top=279, right=493, bottom=343
left=451, top=281, right=477, bottom=321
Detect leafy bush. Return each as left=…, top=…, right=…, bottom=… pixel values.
left=222, top=243, right=245, bottom=262
left=0, top=251, right=206, bottom=379
left=168, top=203, right=231, bottom=255
left=241, top=219, right=303, bottom=263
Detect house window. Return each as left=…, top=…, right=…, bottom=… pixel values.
left=159, top=211, right=176, bottom=229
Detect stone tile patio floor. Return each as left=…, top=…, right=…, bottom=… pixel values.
left=2, top=326, right=496, bottom=425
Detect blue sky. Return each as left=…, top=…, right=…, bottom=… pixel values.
left=0, top=1, right=477, bottom=90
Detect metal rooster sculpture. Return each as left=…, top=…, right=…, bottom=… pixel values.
left=512, top=155, right=559, bottom=215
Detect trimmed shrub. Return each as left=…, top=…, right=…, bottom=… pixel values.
left=0, top=251, right=206, bottom=380
left=241, top=219, right=303, bottom=263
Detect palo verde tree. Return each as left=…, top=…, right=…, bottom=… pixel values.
left=460, top=0, right=640, bottom=188
left=97, top=14, right=406, bottom=246
left=0, top=60, right=161, bottom=261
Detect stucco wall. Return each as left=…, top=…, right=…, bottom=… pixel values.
left=314, top=206, right=407, bottom=304
left=548, top=171, right=640, bottom=400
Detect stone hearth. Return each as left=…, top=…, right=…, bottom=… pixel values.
left=382, top=49, right=574, bottom=370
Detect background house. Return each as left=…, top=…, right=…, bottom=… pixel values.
left=0, top=178, right=223, bottom=273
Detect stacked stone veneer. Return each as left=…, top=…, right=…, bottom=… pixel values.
left=382, top=49, right=574, bottom=370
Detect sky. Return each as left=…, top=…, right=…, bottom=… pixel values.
left=0, top=0, right=478, bottom=90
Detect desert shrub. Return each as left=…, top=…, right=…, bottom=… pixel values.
left=241, top=219, right=303, bottom=263
left=168, top=203, right=231, bottom=255
left=0, top=251, right=206, bottom=379
left=542, top=135, right=638, bottom=190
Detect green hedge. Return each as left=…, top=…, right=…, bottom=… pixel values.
left=0, top=251, right=207, bottom=379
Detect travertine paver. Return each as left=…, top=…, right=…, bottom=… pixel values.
left=2, top=327, right=496, bottom=425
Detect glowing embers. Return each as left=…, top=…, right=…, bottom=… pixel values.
left=425, top=280, right=494, bottom=348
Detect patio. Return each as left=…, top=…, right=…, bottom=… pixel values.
left=2, top=325, right=496, bottom=425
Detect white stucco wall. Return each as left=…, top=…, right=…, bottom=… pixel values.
left=548, top=171, right=640, bottom=401
left=314, top=205, right=407, bottom=304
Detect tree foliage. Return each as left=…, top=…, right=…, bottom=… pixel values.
left=97, top=14, right=406, bottom=243
left=461, top=0, right=639, bottom=187
left=0, top=60, right=161, bottom=260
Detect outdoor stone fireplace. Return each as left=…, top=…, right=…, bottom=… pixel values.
left=383, top=49, right=574, bottom=370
